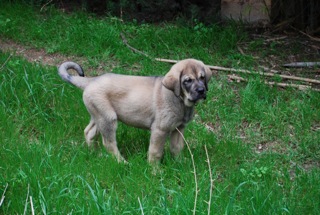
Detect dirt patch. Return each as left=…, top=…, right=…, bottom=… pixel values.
left=0, top=38, right=113, bottom=75
left=0, top=38, right=69, bottom=66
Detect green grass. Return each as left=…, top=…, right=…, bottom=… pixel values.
left=1, top=1, right=320, bottom=214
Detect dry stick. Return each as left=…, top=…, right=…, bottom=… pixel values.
left=283, top=62, right=320, bottom=68
left=204, top=145, right=213, bottom=215
left=0, top=183, right=8, bottom=207
left=297, top=28, right=320, bottom=42
left=228, top=74, right=320, bottom=92
left=30, top=196, right=35, bottom=215
left=121, top=33, right=320, bottom=85
left=30, top=197, right=35, bottom=215
left=259, top=66, right=279, bottom=74
left=265, top=36, right=287, bottom=42
left=210, top=65, right=320, bottom=84
left=156, top=58, right=320, bottom=85
left=23, top=184, right=30, bottom=215
left=176, top=128, right=198, bottom=215
left=40, top=0, right=53, bottom=12
left=121, top=33, right=150, bottom=58
left=138, top=197, right=145, bottom=215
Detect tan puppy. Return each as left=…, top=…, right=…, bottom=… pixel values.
left=58, top=59, right=212, bottom=163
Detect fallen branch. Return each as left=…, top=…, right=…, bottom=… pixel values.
left=176, top=128, right=198, bottom=215
left=297, top=29, right=320, bottom=42
left=259, top=66, right=279, bottom=73
left=265, top=36, right=287, bottom=42
left=158, top=58, right=320, bottom=85
left=0, top=183, right=8, bottom=208
left=209, top=65, right=320, bottom=84
left=283, top=62, right=320, bottom=68
left=40, top=0, right=53, bottom=12
left=121, top=33, right=150, bottom=58
left=228, top=74, right=320, bottom=91
left=121, top=33, right=320, bottom=85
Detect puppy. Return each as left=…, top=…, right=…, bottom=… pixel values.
left=58, top=59, right=212, bottom=163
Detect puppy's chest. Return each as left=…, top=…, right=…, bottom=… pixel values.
left=182, top=107, right=194, bottom=124
left=169, top=107, right=194, bottom=129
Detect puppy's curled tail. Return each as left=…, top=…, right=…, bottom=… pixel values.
left=58, top=61, right=92, bottom=90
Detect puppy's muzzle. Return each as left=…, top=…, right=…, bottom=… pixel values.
left=188, top=86, right=207, bottom=103
left=196, top=86, right=207, bottom=100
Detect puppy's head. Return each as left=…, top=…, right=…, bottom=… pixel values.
left=162, top=59, right=212, bottom=107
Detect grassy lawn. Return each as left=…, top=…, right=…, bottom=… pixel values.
left=1, top=1, right=319, bottom=214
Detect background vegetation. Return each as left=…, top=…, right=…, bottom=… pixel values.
left=1, top=1, right=319, bottom=214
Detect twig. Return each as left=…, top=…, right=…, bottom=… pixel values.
left=40, top=0, right=53, bottom=12
left=297, top=29, right=320, bottom=42
left=155, top=58, right=320, bottom=85
left=154, top=58, right=178, bottom=64
left=30, top=196, right=35, bottom=215
left=259, top=66, right=279, bottom=73
left=176, top=128, right=198, bottom=215
left=237, top=46, right=245, bottom=55
left=120, top=33, right=151, bottom=58
left=266, top=81, right=320, bottom=91
left=204, top=145, right=213, bottom=215
left=23, top=184, right=30, bottom=215
left=208, top=65, right=320, bottom=84
left=138, top=197, right=145, bottom=215
left=228, top=74, right=320, bottom=91
left=228, top=74, right=246, bottom=82
left=283, top=62, right=320, bottom=68
left=121, top=34, right=320, bottom=85
left=0, top=183, right=8, bottom=207
left=265, top=36, right=287, bottom=42
left=0, top=54, right=12, bottom=71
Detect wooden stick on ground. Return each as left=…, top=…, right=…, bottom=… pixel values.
left=0, top=183, right=8, bottom=207
left=121, top=33, right=320, bottom=86
left=156, top=58, right=320, bottom=85
left=283, top=62, right=320, bottom=68
left=228, top=74, right=320, bottom=91
left=30, top=196, right=35, bottom=215
left=121, top=33, right=150, bottom=58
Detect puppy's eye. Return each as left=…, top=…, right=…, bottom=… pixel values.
left=199, top=76, right=205, bottom=81
left=184, top=78, right=193, bottom=84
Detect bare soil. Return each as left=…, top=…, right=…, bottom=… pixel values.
left=0, top=38, right=109, bottom=74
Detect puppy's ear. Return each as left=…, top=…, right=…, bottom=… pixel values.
left=204, top=66, right=212, bottom=91
left=162, top=66, right=181, bottom=97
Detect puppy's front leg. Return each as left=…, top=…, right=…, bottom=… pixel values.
left=148, top=129, right=168, bottom=163
left=170, top=126, right=185, bottom=158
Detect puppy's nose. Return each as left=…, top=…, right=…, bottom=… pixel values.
left=197, top=87, right=205, bottom=94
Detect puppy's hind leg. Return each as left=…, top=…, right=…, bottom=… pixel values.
left=84, top=119, right=99, bottom=148
left=99, top=117, right=126, bottom=163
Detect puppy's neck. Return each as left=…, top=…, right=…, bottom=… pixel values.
left=182, top=106, right=194, bottom=124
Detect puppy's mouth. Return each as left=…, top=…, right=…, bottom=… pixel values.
left=187, top=94, right=206, bottom=103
